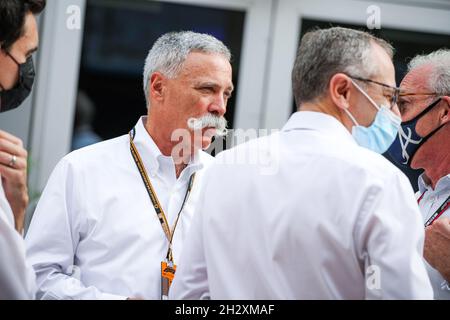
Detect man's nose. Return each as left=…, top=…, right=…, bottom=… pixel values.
left=391, top=103, right=401, bottom=118
left=208, top=95, right=226, bottom=116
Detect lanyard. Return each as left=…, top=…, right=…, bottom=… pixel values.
left=129, top=128, right=196, bottom=263
left=418, top=191, right=450, bottom=227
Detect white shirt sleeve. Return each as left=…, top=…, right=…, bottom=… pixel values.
left=0, top=211, right=36, bottom=299
left=354, top=170, right=433, bottom=299
left=25, top=158, right=126, bottom=300
left=169, top=177, right=210, bottom=300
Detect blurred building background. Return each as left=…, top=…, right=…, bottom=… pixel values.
left=0, top=0, right=448, bottom=223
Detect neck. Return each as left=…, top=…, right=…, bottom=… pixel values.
left=145, top=116, right=174, bottom=156
left=300, top=100, right=348, bottom=129
left=145, top=116, right=192, bottom=178
left=422, top=158, right=450, bottom=189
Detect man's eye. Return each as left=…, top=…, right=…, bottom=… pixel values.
left=200, top=87, right=214, bottom=93
left=382, top=94, right=394, bottom=105
left=397, top=101, right=407, bottom=113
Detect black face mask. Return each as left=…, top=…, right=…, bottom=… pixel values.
left=0, top=52, right=35, bottom=112
left=387, top=98, right=445, bottom=167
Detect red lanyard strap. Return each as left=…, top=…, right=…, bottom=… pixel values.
left=417, top=191, right=427, bottom=204
left=422, top=194, right=450, bottom=228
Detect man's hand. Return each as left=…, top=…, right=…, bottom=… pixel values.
left=424, top=217, right=450, bottom=282
left=0, top=130, right=28, bottom=234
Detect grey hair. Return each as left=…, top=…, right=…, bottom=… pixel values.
left=143, top=31, right=231, bottom=108
left=292, top=27, right=394, bottom=107
left=408, top=49, right=450, bottom=96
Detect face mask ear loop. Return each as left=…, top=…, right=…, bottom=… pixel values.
left=351, top=79, right=381, bottom=112
left=6, top=52, right=20, bottom=66
left=402, top=98, right=443, bottom=126
left=344, top=108, right=359, bottom=126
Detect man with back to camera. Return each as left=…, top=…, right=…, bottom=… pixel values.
left=0, top=0, right=46, bottom=300
left=388, top=49, right=450, bottom=299
left=170, top=27, right=433, bottom=299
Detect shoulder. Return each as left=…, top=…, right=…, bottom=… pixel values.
left=214, top=133, right=277, bottom=164
left=350, top=146, right=402, bottom=177
left=65, top=135, right=128, bottom=161
left=57, top=135, right=129, bottom=173
left=217, top=132, right=407, bottom=185
left=198, top=150, right=214, bottom=167
left=331, top=144, right=413, bottom=195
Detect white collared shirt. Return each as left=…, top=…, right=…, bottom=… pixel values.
left=417, top=173, right=450, bottom=300
left=25, top=117, right=212, bottom=300
left=170, top=111, right=432, bottom=300
left=0, top=180, right=36, bottom=299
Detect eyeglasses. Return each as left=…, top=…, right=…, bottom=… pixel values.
left=347, top=75, right=400, bottom=110
left=398, top=92, right=438, bottom=97
left=397, top=92, right=440, bottom=114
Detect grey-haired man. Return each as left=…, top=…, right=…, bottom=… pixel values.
left=170, top=27, right=432, bottom=299
left=25, top=31, right=233, bottom=300
left=388, top=49, right=450, bottom=299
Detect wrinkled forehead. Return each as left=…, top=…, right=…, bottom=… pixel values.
left=400, top=65, right=433, bottom=93
left=182, top=52, right=231, bottom=70
left=398, top=65, right=439, bottom=121
left=178, top=52, right=233, bottom=83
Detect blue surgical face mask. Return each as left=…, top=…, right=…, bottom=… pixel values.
left=344, top=80, right=401, bottom=154
left=387, top=98, right=444, bottom=167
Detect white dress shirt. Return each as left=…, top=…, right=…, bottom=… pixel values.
left=417, top=173, right=450, bottom=300
left=170, top=111, right=433, bottom=300
left=25, top=117, right=212, bottom=300
left=0, top=180, right=36, bottom=299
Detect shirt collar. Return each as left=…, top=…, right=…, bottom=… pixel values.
left=418, top=173, right=450, bottom=196
left=282, top=111, right=356, bottom=145
left=132, top=116, right=205, bottom=178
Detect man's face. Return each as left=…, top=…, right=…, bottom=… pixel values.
left=398, top=65, right=440, bottom=134
left=349, top=42, right=399, bottom=127
left=398, top=64, right=447, bottom=169
left=0, top=12, right=39, bottom=91
left=162, top=51, right=233, bottom=150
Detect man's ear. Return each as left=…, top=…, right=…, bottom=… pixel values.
left=149, top=72, right=166, bottom=103
left=439, top=96, right=450, bottom=125
left=329, top=73, right=352, bottom=111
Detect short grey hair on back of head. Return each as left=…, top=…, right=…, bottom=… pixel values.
left=143, top=31, right=231, bottom=108
left=408, top=49, right=450, bottom=96
left=292, top=27, right=394, bottom=107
